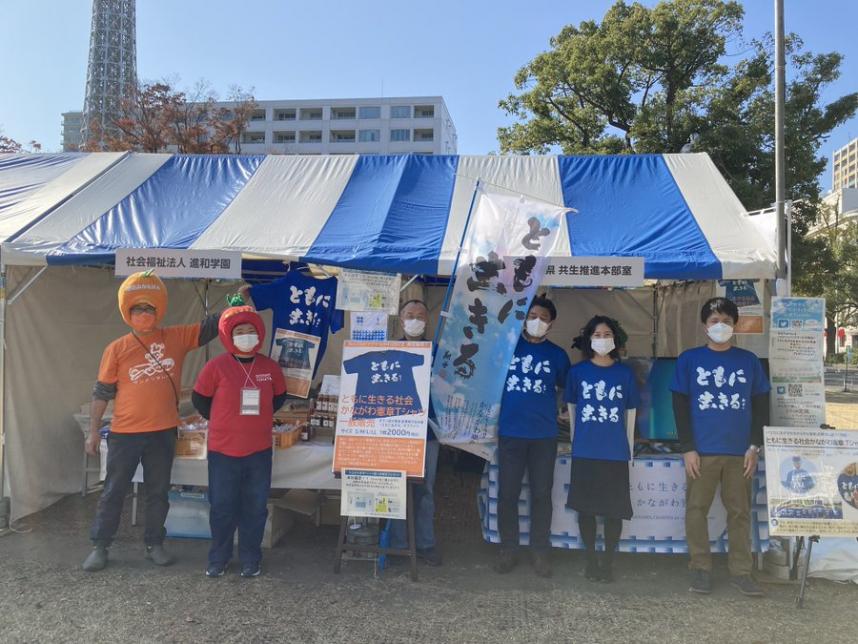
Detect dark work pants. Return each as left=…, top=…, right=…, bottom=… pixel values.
left=90, top=428, right=177, bottom=547
left=497, top=436, right=558, bottom=552
left=207, top=448, right=272, bottom=567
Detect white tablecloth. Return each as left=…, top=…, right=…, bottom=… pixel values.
left=100, top=439, right=340, bottom=490
left=478, top=451, right=769, bottom=553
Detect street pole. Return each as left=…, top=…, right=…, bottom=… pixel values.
left=775, top=0, right=789, bottom=295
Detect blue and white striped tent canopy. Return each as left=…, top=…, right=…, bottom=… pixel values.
left=0, top=152, right=776, bottom=280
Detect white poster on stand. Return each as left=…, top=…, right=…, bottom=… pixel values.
left=341, top=469, right=407, bottom=519
left=769, top=297, right=826, bottom=427
left=765, top=426, right=858, bottom=537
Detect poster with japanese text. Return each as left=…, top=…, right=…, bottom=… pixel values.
left=765, top=426, right=858, bottom=537
left=270, top=329, right=320, bottom=399
left=431, top=187, right=569, bottom=460
left=716, top=280, right=764, bottom=334
left=350, top=311, right=388, bottom=342
left=769, top=297, right=826, bottom=427
left=333, top=341, right=432, bottom=478
left=337, top=269, right=401, bottom=314
left=341, top=469, right=407, bottom=519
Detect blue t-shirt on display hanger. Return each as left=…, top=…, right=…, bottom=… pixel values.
left=250, top=270, right=344, bottom=374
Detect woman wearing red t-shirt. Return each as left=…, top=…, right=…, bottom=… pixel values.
left=192, top=307, right=287, bottom=578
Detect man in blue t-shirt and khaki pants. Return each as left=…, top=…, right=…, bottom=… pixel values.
left=671, top=297, right=770, bottom=597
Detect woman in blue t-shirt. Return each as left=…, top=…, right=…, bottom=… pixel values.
left=565, top=316, right=640, bottom=583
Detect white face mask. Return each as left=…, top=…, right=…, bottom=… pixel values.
left=591, top=337, right=615, bottom=356
left=402, top=318, right=426, bottom=337
left=706, top=322, right=733, bottom=344
left=526, top=318, right=550, bottom=338
left=233, top=333, right=259, bottom=352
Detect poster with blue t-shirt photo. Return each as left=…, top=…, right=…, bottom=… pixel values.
left=498, top=337, right=571, bottom=439
left=670, top=346, right=770, bottom=456
left=565, top=361, right=641, bottom=461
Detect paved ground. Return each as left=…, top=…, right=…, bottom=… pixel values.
left=2, top=390, right=858, bottom=643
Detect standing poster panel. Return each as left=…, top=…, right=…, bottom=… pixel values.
left=333, top=341, right=432, bottom=478
left=769, top=297, right=826, bottom=426
left=765, top=426, right=858, bottom=537
left=431, top=187, right=569, bottom=460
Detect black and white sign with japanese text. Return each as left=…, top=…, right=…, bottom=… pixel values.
left=116, top=248, right=242, bottom=279
left=540, top=256, right=644, bottom=288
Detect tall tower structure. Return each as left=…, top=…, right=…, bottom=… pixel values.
left=81, top=0, right=137, bottom=148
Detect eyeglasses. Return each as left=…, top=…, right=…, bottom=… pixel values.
left=130, top=305, right=156, bottom=315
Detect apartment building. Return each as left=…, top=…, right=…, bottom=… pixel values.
left=833, top=137, right=858, bottom=190
left=62, top=96, right=458, bottom=155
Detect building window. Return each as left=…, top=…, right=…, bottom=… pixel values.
left=274, top=131, right=296, bottom=143
left=299, top=108, right=323, bottom=121
left=414, top=128, right=434, bottom=142
left=241, top=132, right=266, bottom=144
left=330, top=130, right=356, bottom=143
left=414, top=105, right=435, bottom=118
left=331, top=107, right=356, bottom=120
left=358, top=106, right=381, bottom=119
left=390, top=129, right=410, bottom=142
left=299, top=130, right=323, bottom=143
left=391, top=105, right=411, bottom=119
left=250, top=109, right=266, bottom=121
left=274, top=108, right=296, bottom=121
left=359, top=129, right=380, bottom=142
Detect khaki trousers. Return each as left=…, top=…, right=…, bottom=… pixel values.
left=685, top=455, right=753, bottom=576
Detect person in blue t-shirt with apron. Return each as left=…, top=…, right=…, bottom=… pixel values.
left=494, top=295, right=571, bottom=579
left=565, top=316, right=640, bottom=583
left=670, top=297, right=770, bottom=598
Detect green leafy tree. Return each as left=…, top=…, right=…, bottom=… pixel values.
left=499, top=0, right=858, bottom=335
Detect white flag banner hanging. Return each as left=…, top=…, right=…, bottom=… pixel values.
left=431, top=186, right=570, bottom=459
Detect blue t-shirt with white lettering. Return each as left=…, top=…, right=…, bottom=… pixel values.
left=498, top=337, right=571, bottom=439
left=250, top=272, right=344, bottom=375
left=565, top=360, right=641, bottom=461
left=343, top=350, right=425, bottom=418
left=670, top=346, right=770, bottom=456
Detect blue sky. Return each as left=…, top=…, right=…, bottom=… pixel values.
left=1, top=0, right=856, bottom=190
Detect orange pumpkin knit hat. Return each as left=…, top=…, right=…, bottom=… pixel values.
left=117, top=270, right=168, bottom=326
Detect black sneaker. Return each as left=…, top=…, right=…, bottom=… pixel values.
left=598, top=562, right=615, bottom=583
left=731, top=575, right=764, bottom=597
left=417, top=547, right=443, bottom=567
left=585, top=558, right=600, bottom=581
left=689, top=569, right=712, bottom=594
left=532, top=551, right=553, bottom=578
left=493, top=549, right=518, bottom=574
left=205, top=562, right=227, bottom=578
left=240, top=562, right=262, bottom=578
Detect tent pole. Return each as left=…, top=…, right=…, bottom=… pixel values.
left=431, top=180, right=481, bottom=361
left=0, top=269, right=9, bottom=528
left=652, top=287, right=658, bottom=359
left=774, top=0, right=788, bottom=290
left=204, top=279, right=211, bottom=362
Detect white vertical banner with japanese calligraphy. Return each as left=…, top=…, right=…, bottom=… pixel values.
left=431, top=187, right=570, bottom=459
left=769, top=297, right=826, bottom=427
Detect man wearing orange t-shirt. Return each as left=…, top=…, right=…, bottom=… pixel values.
left=82, top=271, right=220, bottom=572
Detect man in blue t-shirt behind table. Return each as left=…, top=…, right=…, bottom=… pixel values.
left=494, top=296, right=571, bottom=578
left=670, top=297, right=770, bottom=598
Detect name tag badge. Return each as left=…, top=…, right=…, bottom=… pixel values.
left=240, top=388, right=261, bottom=416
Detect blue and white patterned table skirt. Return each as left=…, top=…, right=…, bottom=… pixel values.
left=478, top=451, right=769, bottom=553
